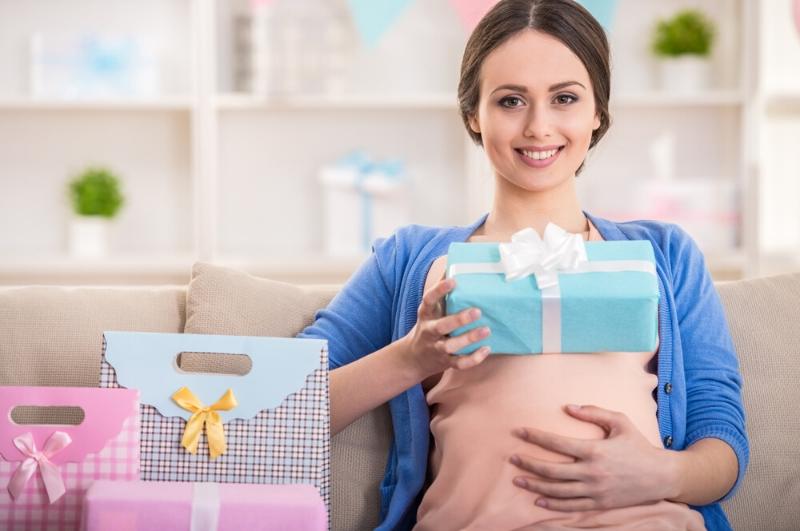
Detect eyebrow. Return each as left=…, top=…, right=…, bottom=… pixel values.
left=490, top=81, right=587, bottom=95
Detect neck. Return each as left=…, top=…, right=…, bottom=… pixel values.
left=481, top=172, right=588, bottom=238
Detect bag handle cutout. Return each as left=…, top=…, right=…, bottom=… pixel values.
left=10, top=406, right=86, bottom=426
left=175, top=351, right=252, bottom=376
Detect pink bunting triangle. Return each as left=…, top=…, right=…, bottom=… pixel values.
left=794, top=0, right=800, bottom=36
left=448, top=0, right=500, bottom=33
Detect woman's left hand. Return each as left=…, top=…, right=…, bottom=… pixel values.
left=509, top=404, right=677, bottom=512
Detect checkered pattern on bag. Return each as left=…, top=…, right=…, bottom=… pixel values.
left=0, top=414, right=139, bottom=531
left=99, top=341, right=330, bottom=511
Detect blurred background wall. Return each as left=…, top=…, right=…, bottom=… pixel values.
left=0, top=0, right=798, bottom=285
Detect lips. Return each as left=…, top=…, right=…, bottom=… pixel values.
left=516, top=146, right=564, bottom=159
left=516, top=145, right=564, bottom=152
left=515, top=145, right=564, bottom=168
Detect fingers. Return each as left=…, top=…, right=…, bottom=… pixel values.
left=451, top=345, right=491, bottom=370
left=564, top=405, right=627, bottom=436
left=513, top=428, right=592, bottom=460
left=512, top=476, right=590, bottom=501
left=428, top=307, right=483, bottom=337
left=419, top=278, right=456, bottom=319
left=434, top=321, right=489, bottom=353
left=530, top=496, right=598, bottom=512
left=509, top=454, right=585, bottom=481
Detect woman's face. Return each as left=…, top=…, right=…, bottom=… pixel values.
left=469, top=29, right=601, bottom=193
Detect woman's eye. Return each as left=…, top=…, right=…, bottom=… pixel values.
left=555, top=94, right=578, bottom=105
left=500, top=96, right=524, bottom=108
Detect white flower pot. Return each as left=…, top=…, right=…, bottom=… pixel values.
left=658, top=56, right=712, bottom=93
left=68, top=217, right=110, bottom=258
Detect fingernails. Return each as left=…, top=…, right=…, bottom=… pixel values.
left=536, top=498, right=547, bottom=508
left=509, top=455, right=521, bottom=466
left=480, top=327, right=490, bottom=337
left=470, top=308, right=481, bottom=319
left=513, top=477, right=527, bottom=488
left=566, top=404, right=581, bottom=412
left=513, top=428, right=527, bottom=439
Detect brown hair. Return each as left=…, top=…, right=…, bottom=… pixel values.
left=458, top=0, right=611, bottom=174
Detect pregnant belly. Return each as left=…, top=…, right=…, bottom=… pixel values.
left=430, top=352, right=663, bottom=457
left=415, top=353, right=703, bottom=531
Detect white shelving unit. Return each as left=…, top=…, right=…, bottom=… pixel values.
left=1, top=0, right=797, bottom=285
left=751, top=0, right=800, bottom=277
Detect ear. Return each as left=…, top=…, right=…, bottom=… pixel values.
left=592, top=112, right=601, bottom=131
left=468, top=113, right=481, bottom=134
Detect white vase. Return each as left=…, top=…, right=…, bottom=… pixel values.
left=68, top=217, right=110, bottom=258
left=658, top=56, right=712, bottom=93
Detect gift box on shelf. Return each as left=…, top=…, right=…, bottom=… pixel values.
left=29, top=32, right=160, bottom=99
left=445, top=223, right=660, bottom=355
left=99, top=331, right=330, bottom=509
left=633, top=178, right=739, bottom=252
left=81, top=480, right=327, bottom=531
left=318, top=150, right=410, bottom=257
left=0, top=386, right=139, bottom=531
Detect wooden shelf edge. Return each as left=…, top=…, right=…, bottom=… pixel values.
left=0, top=97, right=193, bottom=111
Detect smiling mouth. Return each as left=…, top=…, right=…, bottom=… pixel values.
left=515, top=146, right=565, bottom=161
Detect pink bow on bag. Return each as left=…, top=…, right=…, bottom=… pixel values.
left=7, top=431, right=71, bottom=503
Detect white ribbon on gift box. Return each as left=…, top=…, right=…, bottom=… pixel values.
left=191, top=483, right=221, bottom=531
left=447, top=223, right=656, bottom=353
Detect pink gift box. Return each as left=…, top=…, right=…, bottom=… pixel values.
left=81, top=480, right=327, bottom=531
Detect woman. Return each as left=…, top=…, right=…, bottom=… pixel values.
left=299, top=1, right=748, bottom=529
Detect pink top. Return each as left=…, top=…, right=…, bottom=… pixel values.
left=415, top=222, right=705, bottom=531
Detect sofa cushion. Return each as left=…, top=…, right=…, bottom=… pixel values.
left=0, top=285, right=186, bottom=388
left=718, top=273, right=800, bottom=530
left=184, top=262, right=392, bottom=531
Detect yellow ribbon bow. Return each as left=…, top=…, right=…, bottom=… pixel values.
left=171, top=387, right=238, bottom=459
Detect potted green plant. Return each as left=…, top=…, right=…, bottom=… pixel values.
left=67, top=166, right=125, bottom=258
left=651, top=9, right=716, bottom=93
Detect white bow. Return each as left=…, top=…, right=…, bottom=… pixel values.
left=498, top=223, right=588, bottom=287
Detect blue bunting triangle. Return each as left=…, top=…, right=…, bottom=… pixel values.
left=576, top=0, right=618, bottom=31
left=348, top=0, right=414, bottom=49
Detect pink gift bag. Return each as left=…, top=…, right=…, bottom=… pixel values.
left=0, top=386, right=139, bottom=531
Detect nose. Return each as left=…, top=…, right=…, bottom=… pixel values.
left=523, top=103, right=552, bottom=139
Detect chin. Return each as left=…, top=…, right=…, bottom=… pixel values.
left=507, top=171, right=571, bottom=193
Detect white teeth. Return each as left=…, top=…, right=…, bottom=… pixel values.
left=521, top=148, right=559, bottom=160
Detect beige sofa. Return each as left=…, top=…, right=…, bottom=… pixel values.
left=2, top=263, right=799, bottom=530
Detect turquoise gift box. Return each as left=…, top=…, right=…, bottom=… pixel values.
left=445, top=239, right=660, bottom=354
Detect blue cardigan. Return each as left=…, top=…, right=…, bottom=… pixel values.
left=298, top=212, right=749, bottom=531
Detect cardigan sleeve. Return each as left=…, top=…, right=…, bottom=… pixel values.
left=296, top=234, right=397, bottom=370
left=670, top=226, right=749, bottom=502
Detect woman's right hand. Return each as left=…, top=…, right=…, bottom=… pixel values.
left=400, top=277, right=492, bottom=380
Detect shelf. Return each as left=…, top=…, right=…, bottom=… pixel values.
left=705, top=250, right=748, bottom=280
left=764, top=91, right=800, bottom=113
left=215, top=92, right=459, bottom=111
left=612, top=90, right=744, bottom=108
left=0, top=256, right=195, bottom=277
left=754, top=252, right=800, bottom=278
left=0, top=255, right=365, bottom=286
left=0, top=97, right=193, bottom=111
